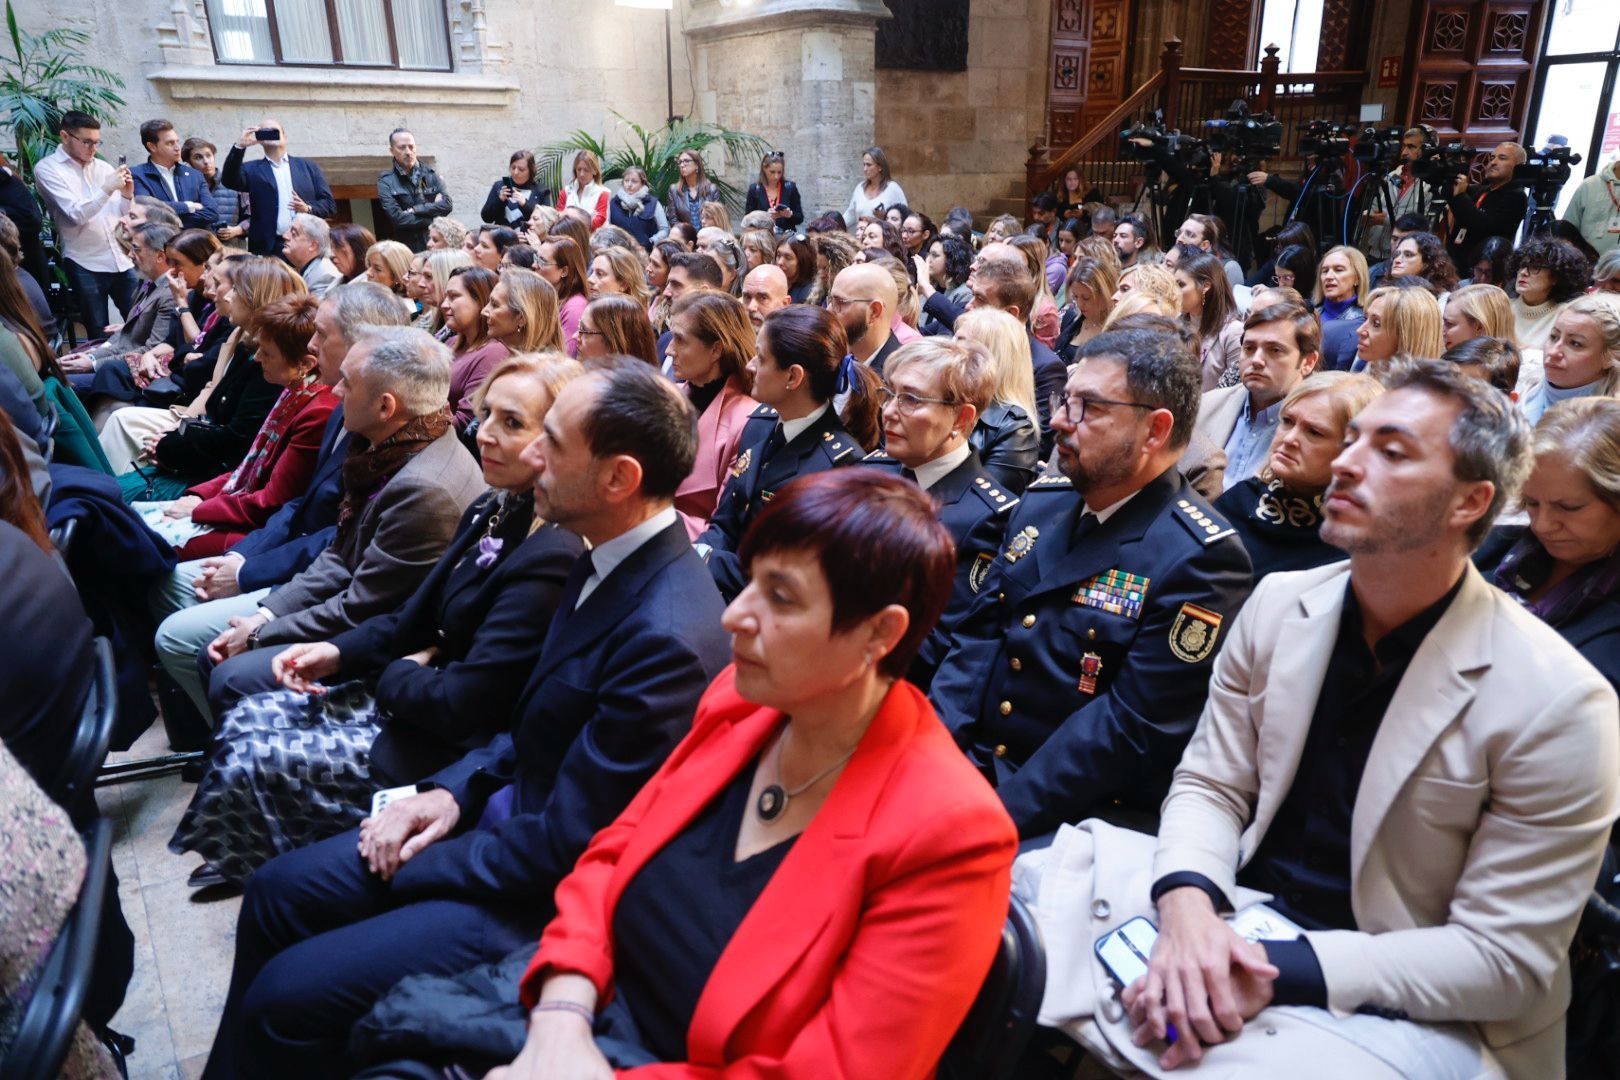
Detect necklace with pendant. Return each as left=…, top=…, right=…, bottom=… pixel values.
left=755, top=725, right=856, bottom=822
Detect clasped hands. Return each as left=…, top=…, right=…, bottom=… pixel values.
left=1122, top=888, right=1278, bottom=1069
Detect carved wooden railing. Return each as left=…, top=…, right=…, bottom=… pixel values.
left=1027, top=40, right=1368, bottom=208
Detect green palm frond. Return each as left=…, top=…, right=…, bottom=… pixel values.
left=534, top=112, right=771, bottom=218
left=0, top=0, right=124, bottom=178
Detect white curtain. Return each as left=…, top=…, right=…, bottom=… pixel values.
left=392, top=0, right=451, bottom=70
left=276, top=0, right=335, bottom=63
left=336, top=0, right=392, bottom=64
left=206, top=0, right=275, bottom=63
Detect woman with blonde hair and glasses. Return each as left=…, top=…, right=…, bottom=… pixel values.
left=954, top=307, right=1041, bottom=495
left=667, top=289, right=758, bottom=536
left=586, top=245, right=651, bottom=308
left=576, top=294, right=660, bottom=365
left=556, top=149, right=609, bottom=229
left=1352, top=283, right=1444, bottom=371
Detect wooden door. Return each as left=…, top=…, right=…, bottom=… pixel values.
left=1401, top=0, right=1549, bottom=156
left=1047, top=0, right=1132, bottom=150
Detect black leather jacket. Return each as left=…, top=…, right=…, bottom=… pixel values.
left=377, top=163, right=453, bottom=250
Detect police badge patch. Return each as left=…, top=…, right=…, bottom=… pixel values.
left=1168, top=602, right=1223, bottom=663
left=1004, top=525, right=1039, bottom=563
left=969, top=551, right=994, bottom=593
left=728, top=447, right=752, bottom=479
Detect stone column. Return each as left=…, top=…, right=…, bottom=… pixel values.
left=683, top=0, right=892, bottom=218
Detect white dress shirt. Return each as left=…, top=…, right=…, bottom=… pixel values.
left=778, top=402, right=829, bottom=445
left=32, top=146, right=131, bottom=272
left=576, top=505, right=678, bottom=609
left=912, top=441, right=971, bottom=491
left=152, top=160, right=178, bottom=201
left=268, top=155, right=295, bottom=236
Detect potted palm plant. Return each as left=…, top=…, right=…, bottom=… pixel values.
left=0, top=0, right=125, bottom=180
left=536, top=113, right=771, bottom=218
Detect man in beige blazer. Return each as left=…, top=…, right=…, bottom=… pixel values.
left=1123, top=361, right=1620, bottom=1077
left=1176, top=301, right=1320, bottom=497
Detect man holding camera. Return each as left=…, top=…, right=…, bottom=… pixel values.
left=1445, top=142, right=1527, bottom=268
left=223, top=119, right=337, bottom=257
left=1362, top=128, right=1435, bottom=260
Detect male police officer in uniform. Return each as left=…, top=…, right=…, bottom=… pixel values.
left=929, top=328, right=1254, bottom=839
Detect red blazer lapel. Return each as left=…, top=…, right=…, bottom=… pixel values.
left=685, top=680, right=927, bottom=1063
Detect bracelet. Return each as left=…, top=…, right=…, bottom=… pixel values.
left=535, top=1001, right=594, bottom=1025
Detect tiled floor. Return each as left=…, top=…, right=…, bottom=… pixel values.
left=99, top=723, right=239, bottom=1080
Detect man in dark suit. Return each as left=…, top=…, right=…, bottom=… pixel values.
left=221, top=119, right=336, bottom=257
left=152, top=283, right=410, bottom=723
left=202, top=359, right=731, bottom=1080
left=130, top=118, right=220, bottom=232
left=929, top=327, right=1254, bottom=839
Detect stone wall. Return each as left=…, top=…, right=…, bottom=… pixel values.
left=873, top=0, right=1052, bottom=219
left=684, top=0, right=888, bottom=219
left=14, top=0, right=691, bottom=230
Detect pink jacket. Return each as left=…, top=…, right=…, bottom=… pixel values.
left=675, top=374, right=757, bottom=538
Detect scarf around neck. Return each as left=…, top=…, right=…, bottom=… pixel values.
left=1492, top=530, right=1620, bottom=627
left=223, top=374, right=329, bottom=496
left=336, top=405, right=452, bottom=543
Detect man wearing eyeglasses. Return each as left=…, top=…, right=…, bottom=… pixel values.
left=929, top=327, right=1253, bottom=839
left=828, top=264, right=901, bottom=374
left=33, top=110, right=137, bottom=335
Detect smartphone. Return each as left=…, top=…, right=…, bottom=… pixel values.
left=255, top=127, right=282, bottom=142
left=117, top=154, right=127, bottom=167
left=1095, top=915, right=1158, bottom=988
left=370, top=782, right=428, bottom=818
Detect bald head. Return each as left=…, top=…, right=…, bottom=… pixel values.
left=741, top=264, right=790, bottom=329
left=831, top=263, right=898, bottom=361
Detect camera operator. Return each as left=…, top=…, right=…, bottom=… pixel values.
left=1125, top=133, right=1199, bottom=243
left=1363, top=128, right=1436, bottom=260
left=1246, top=164, right=1341, bottom=251
left=1445, top=141, right=1528, bottom=268
left=1562, top=155, right=1620, bottom=258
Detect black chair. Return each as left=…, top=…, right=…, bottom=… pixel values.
left=47, top=636, right=116, bottom=823
left=0, top=817, right=114, bottom=1080
left=938, top=893, right=1048, bottom=1080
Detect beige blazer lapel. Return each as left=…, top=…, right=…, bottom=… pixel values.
left=1349, top=565, right=1492, bottom=890
left=1245, top=568, right=1348, bottom=855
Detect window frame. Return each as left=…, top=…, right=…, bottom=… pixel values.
left=206, top=0, right=453, bottom=72
left=1524, top=8, right=1620, bottom=189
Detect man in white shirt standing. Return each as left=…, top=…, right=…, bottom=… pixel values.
left=32, top=109, right=135, bottom=335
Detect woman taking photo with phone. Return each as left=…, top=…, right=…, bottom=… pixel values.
left=481, top=150, right=548, bottom=227
left=745, top=151, right=804, bottom=234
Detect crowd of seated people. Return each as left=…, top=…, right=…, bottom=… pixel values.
left=7, top=104, right=1620, bottom=1080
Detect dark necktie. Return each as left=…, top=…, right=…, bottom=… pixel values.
left=901, top=467, right=918, bottom=483
left=1072, top=511, right=1100, bottom=546
left=556, top=549, right=597, bottom=616
left=761, top=424, right=786, bottom=464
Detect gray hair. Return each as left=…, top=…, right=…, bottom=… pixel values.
left=291, top=212, right=330, bottom=256
left=1594, top=248, right=1620, bottom=286
left=351, top=325, right=452, bottom=417
left=1076, top=328, right=1203, bottom=451
left=328, top=280, right=411, bottom=345
left=1382, top=358, right=1532, bottom=546
left=130, top=221, right=178, bottom=253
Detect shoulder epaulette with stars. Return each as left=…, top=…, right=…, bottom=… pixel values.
left=863, top=448, right=897, bottom=464
left=749, top=403, right=779, bottom=420
left=1172, top=497, right=1236, bottom=545
left=820, top=430, right=856, bottom=462
left=971, top=475, right=1020, bottom=515
left=1026, top=472, right=1073, bottom=491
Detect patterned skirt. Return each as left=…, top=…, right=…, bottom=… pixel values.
left=169, top=680, right=382, bottom=885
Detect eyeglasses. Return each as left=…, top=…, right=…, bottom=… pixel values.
left=878, top=384, right=957, bottom=414
left=764, top=151, right=784, bottom=162
left=1049, top=392, right=1155, bottom=426
left=577, top=326, right=602, bottom=338
left=825, top=294, right=876, bottom=311
left=64, top=131, right=102, bottom=149
left=533, top=258, right=555, bottom=269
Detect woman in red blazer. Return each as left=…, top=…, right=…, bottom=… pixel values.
left=490, top=470, right=1018, bottom=1079
left=160, top=294, right=335, bottom=559
left=668, top=289, right=760, bottom=539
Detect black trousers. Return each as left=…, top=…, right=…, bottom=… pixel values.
left=203, top=827, right=543, bottom=1080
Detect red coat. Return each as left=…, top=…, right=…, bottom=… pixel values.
left=180, top=386, right=336, bottom=557
left=523, top=667, right=1017, bottom=1079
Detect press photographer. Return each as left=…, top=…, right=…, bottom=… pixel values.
left=1120, top=111, right=1207, bottom=243
left=1245, top=118, right=1351, bottom=250
left=1444, top=141, right=1528, bottom=267
left=1359, top=126, right=1435, bottom=259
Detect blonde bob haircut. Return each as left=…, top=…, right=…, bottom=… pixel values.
left=497, top=268, right=566, bottom=354
left=1118, top=263, right=1181, bottom=315
left=1365, top=285, right=1444, bottom=361
left=1530, top=395, right=1620, bottom=509
left=1552, top=292, right=1620, bottom=397
left=470, top=349, right=585, bottom=427
left=231, top=257, right=308, bottom=341
left=1067, top=256, right=1120, bottom=312
left=1446, top=284, right=1517, bottom=346
left=669, top=288, right=757, bottom=393
left=427, top=217, right=468, bottom=251
left=1259, top=370, right=1385, bottom=483
left=953, top=307, right=1038, bottom=420
left=883, top=336, right=997, bottom=422
left=365, top=240, right=413, bottom=292
left=1314, top=245, right=1371, bottom=307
